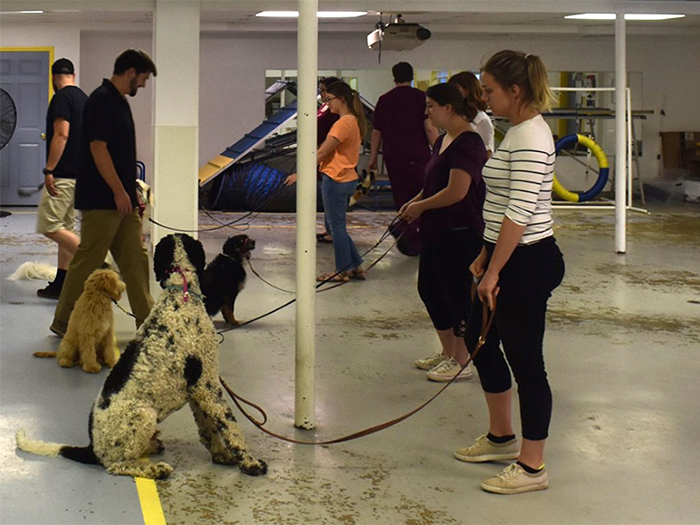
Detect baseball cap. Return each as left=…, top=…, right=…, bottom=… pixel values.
left=52, top=58, right=75, bottom=75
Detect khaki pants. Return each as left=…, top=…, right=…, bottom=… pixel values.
left=53, top=209, right=154, bottom=331
left=35, top=178, right=77, bottom=234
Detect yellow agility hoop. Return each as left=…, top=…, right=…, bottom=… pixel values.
left=552, top=134, right=609, bottom=203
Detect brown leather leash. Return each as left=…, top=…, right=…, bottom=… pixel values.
left=220, top=290, right=495, bottom=445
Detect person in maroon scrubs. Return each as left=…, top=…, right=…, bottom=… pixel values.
left=367, top=62, right=439, bottom=255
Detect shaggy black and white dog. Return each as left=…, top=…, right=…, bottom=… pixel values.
left=17, top=233, right=267, bottom=480
left=201, top=234, right=255, bottom=325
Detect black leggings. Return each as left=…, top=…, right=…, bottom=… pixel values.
left=465, top=236, right=565, bottom=441
left=418, top=229, right=483, bottom=336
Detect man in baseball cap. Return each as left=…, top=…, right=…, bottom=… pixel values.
left=51, top=58, right=75, bottom=75
left=36, top=58, right=86, bottom=299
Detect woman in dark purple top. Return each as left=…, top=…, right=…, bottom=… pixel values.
left=399, top=83, right=488, bottom=382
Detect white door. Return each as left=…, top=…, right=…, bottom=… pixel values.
left=0, top=51, right=49, bottom=206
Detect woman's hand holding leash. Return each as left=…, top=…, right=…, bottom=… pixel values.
left=470, top=247, right=499, bottom=311
left=469, top=247, right=488, bottom=279
left=477, top=270, right=500, bottom=312
left=398, top=201, right=424, bottom=224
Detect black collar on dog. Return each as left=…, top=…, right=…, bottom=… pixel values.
left=221, top=252, right=249, bottom=262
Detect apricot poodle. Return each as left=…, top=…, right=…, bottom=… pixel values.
left=53, top=269, right=125, bottom=373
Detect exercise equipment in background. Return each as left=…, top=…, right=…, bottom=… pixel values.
left=552, top=133, right=609, bottom=202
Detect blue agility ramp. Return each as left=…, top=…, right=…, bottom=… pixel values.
left=200, top=80, right=377, bottom=211
left=198, top=100, right=299, bottom=187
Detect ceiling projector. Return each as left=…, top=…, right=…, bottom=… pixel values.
left=367, top=15, right=431, bottom=52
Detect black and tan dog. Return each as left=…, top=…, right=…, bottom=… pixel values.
left=201, top=234, right=255, bottom=325
left=17, top=234, right=267, bottom=479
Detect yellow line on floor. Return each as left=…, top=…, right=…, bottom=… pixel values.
left=135, top=477, right=166, bottom=525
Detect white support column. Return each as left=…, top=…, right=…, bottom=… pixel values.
left=614, top=14, right=627, bottom=253
left=152, top=0, right=200, bottom=245
left=294, top=0, right=318, bottom=430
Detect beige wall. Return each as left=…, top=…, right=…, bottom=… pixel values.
left=0, top=22, right=81, bottom=84
left=3, top=21, right=700, bottom=184
left=198, top=32, right=700, bottom=182
left=80, top=32, right=154, bottom=182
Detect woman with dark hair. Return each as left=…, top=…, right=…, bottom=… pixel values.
left=317, top=76, right=341, bottom=146
left=448, top=71, right=494, bottom=156
left=400, top=82, right=488, bottom=382
left=315, top=76, right=341, bottom=243
left=454, top=50, right=565, bottom=495
left=315, top=81, right=368, bottom=282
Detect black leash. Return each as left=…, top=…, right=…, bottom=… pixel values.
left=217, top=216, right=405, bottom=333
left=113, top=216, right=407, bottom=330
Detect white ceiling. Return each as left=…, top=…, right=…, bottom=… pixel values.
left=2, top=1, right=700, bottom=35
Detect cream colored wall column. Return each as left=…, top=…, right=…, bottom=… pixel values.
left=152, top=0, right=200, bottom=244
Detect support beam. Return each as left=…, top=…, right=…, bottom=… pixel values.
left=152, top=0, right=200, bottom=244
left=294, top=0, right=318, bottom=430
left=614, top=14, right=626, bottom=254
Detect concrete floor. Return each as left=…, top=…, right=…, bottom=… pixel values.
left=1, top=203, right=699, bottom=525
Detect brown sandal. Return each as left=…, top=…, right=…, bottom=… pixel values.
left=316, top=272, right=350, bottom=283
left=349, top=268, right=366, bottom=280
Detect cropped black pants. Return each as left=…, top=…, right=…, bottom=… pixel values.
left=418, top=229, right=483, bottom=336
left=465, top=236, right=565, bottom=441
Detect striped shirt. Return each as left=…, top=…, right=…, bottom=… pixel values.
left=482, top=114, right=555, bottom=245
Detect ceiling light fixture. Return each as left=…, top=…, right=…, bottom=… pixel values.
left=624, top=14, right=685, bottom=21
left=565, top=13, right=685, bottom=21
left=256, top=11, right=367, bottom=18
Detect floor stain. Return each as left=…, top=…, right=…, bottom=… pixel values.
left=593, top=264, right=700, bottom=290
left=548, top=306, right=700, bottom=342
left=395, top=495, right=459, bottom=525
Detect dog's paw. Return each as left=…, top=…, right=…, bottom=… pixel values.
left=82, top=363, right=102, bottom=374
left=222, top=314, right=240, bottom=326
left=153, top=462, right=174, bottom=479
left=239, top=458, right=268, bottom=476
left=57, top=358, right=76, bottom=368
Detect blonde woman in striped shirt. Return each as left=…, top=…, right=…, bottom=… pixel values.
left=455, top=50, right=565, bottom=495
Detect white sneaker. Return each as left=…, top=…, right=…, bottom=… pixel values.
left=481, top=463, right=549, bottom=494
left=454, top=434, right=520, bottom=463
left=414, top=353, right=449, bottom=371
left=426, top=358, right=473, bottom=382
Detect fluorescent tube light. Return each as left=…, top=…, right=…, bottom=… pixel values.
left=565, top=13, right=616, bottom=20
left=566, top=13, right=685, bottom=21
left=624, top=14, right=685, bottom=21
left=256, top=11, right=367, bottom=18
left=256, top=11, right=299, bottom=18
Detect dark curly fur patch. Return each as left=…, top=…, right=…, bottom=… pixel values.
left=184, top=356, right=203, bottom=387
left=99, top=340, right=141, bottom=409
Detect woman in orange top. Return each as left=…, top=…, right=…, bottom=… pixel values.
left=316, top=81, right=368, bottom=282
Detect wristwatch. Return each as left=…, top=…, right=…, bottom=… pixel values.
left=42, top=168, right=54, bottom=175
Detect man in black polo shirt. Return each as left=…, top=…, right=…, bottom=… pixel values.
left=51, top=49, right=157, bottom=337
left=36, top=58, right=87, bottom=299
